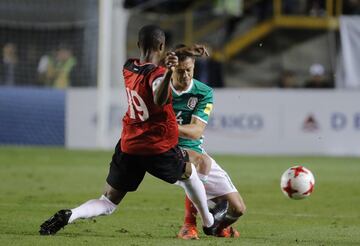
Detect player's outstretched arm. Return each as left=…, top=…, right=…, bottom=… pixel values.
left=174, top=44, right=210, bottom=58
left=153, top=52, right=178, bottom=106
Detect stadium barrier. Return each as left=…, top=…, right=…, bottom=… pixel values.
left=66, top=88, right=360, bottom=156
left=0, top=87, right=65, bottom=145
left=65, top=88, right=127, bottom=149
left=1, top=87, right=359, bottom=156
left=205, top=89, right=360, bottom=156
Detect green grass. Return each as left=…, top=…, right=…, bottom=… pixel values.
left=0, top=147, right=359, bottom=245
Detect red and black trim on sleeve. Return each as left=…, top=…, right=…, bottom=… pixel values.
left=124, top=59, right=157, bottom=76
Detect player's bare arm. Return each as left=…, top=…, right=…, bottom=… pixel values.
left=178, top=117, right=211, bottom=175
left=178, top=116, right=206, bottom=140
left=153, top=52, right=178, bottom=106
left=175, top=44, right=210, bottom=58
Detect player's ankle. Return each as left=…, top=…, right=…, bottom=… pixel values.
left=184, top=217, right=196, bottom=225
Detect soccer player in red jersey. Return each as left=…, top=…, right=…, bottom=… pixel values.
left=39, top=25, right=225, bottom=236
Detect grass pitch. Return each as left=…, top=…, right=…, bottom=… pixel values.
left=0, top=147, right=359, bottom=245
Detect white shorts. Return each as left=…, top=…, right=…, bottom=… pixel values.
left=204, top=157, right=238, bottom=200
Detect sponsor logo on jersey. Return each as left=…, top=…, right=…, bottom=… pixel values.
left=187, top=97, right=198, bottom=110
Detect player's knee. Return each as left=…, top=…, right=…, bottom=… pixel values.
left=229, top=201, right=246, bottom=217
left=181, top=162, right=193, bottom=179
left=239, top=202, right=246, bottom=215
left=193, top=155, right=203, bottom=167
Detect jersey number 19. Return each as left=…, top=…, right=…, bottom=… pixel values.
left=126, top=88, right=149, bottom=121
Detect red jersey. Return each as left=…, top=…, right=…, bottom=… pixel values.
left=120, top=59, right=178, bottom=155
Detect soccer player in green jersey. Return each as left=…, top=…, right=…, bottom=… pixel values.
left=171, top=45, right=246, bottom=239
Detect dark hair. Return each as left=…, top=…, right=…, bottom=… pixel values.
left=175, top=44, right=187, bottom=50
left=138, top=25, right=165, bottom=52
left=174, top=44, right=194, bottom=62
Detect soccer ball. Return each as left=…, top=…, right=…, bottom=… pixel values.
left=280, top=166, right=315, bottom=200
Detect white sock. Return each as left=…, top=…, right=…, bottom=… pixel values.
left=176, top=164, right=214, bottom=227
left=68, top=195, right=117, bottom=223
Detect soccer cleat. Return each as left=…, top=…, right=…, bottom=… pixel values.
left=177, top=223, right=199, bottom=240
left=202, top=200, right=228, bottom=236
left=216, top=226, right=240, bottom=238
left=39, top=209, right=72, bottom=235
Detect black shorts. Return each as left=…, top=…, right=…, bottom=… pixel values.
left=106, top=140, right=188, bottom=192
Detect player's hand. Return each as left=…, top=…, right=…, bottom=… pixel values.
left=190, top=44, right=210, bottom=57
left=164, top=52, right=178, bottom=72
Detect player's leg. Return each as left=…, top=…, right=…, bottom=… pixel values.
left=146, top=146, right=226, bottom=232
left=177, top=159, right=217, bottom=227
left=39, top=183, right=126, bottom=236
left=39, top=141, right=145, bottom=235
left=69, top=143, right=146, bottom=223
left=177, top=161, right=229, bottom=235
left=177, top=149, right=211, bottom=239
left=202, top=155, right=246, bottom=236
left=183, top=195, right=198, bottom=226
left=220, top=191, right=246, bottom=224
left=176, top=162, right=229, bottom=236
left=212, top=191, right=246, bottom=237
left=67, top=183, right=126, bottom=224
left=68, top=142, right=146, bottom=224
left=177, top=195, right=199, bottom=239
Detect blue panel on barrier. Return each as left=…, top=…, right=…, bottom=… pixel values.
left=0, top=87, right=65, bottom=145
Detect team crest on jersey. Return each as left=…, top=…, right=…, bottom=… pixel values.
left=187, top=97, right=198, bottom=110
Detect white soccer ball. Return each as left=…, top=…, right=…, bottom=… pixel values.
left=280, top=166, right=315, bottom=200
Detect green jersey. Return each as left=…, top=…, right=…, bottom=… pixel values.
left=171, top=79, right=213, bottom=153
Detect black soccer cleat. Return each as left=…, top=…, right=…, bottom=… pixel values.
left=203, top=200, right=228, bottom=236
left=39, top=209, right=72, bottom=235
